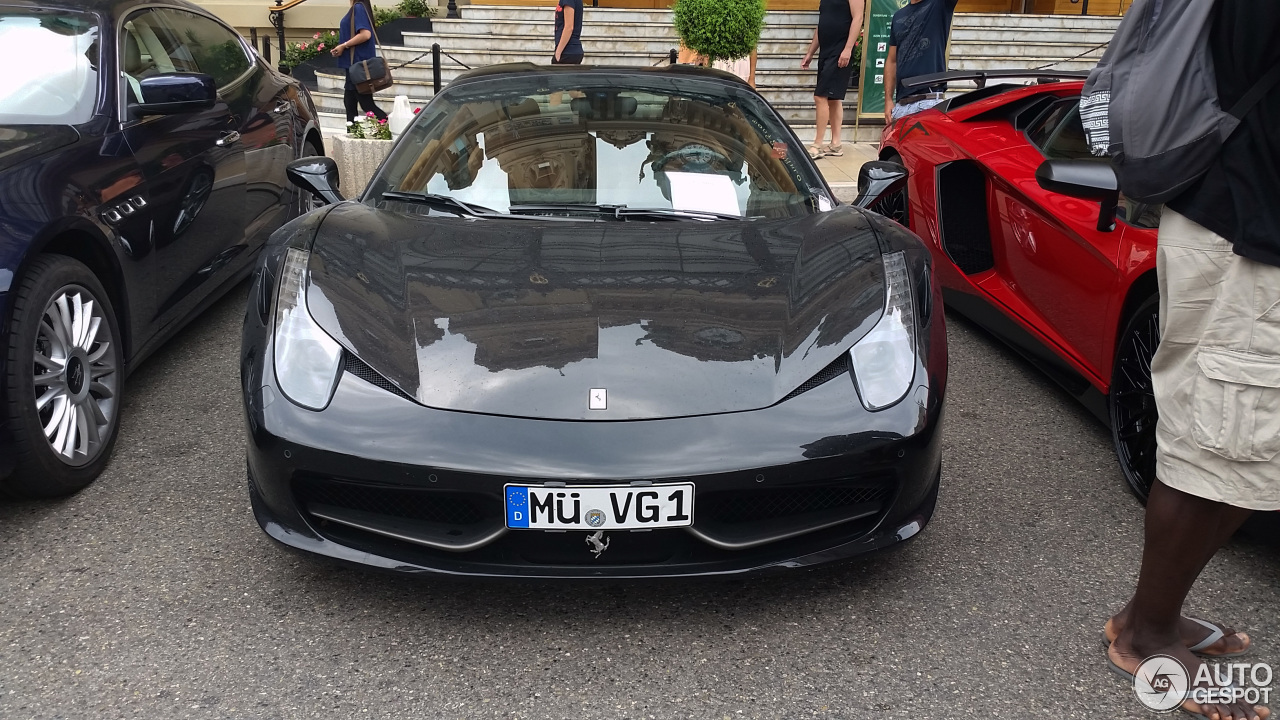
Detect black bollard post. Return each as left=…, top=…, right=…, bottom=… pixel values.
left=432, top=43, right=442, bottom=95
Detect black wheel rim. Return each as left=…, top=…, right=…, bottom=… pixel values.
left=1110, top=308, right=1160, bottom=499
left=869, top=186, right=909, bottom=227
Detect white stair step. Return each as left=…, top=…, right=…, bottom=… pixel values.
left=458, top=6, right=819, bottom=25
left=951, top=40, right=1108, bottom=58
left=953, top=13, right=1123, bottom=30
left=952, top=57, right=1099, bottom=71
left=426, top=18, right=815, bottom=42
left=951, top=27, right=1115, bottom=43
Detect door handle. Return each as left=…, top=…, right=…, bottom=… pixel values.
left=273, top=100, right=291, bottom=114
left=216, top=131, right=241, bottom=147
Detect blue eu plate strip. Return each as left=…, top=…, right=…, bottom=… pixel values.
left=506, top=486, right=530, bottom=528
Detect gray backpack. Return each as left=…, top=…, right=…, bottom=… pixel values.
left=1080, top=0, right=1280, bottom=204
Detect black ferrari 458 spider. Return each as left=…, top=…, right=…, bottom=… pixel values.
left=241, top=64, right=947, bottom=577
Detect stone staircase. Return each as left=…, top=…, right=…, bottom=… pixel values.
left=309, top=6, right=1120, bottom=143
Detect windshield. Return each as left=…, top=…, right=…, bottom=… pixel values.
left=366, top=74, right=828, bottom=219
left=0, top=8, right=99, bottom=125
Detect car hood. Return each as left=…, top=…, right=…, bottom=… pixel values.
left=305, top=202, right=887, bottom=420
left=0, top=125, right=80, bottom=173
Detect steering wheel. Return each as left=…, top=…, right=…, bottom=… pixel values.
left=650, top=144, right=745, bottom=188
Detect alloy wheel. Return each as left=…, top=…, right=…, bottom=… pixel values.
left=869, top=153, right=910, bottom=228
left=31, top=285, right=119, bottom=467
left=1109, top=301, right=1160, bottom=500
left=869, top=186, right=909, bottom=227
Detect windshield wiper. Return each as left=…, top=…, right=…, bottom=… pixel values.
left=381, top=191, right=502, bottom=217
left=614, top=206, right=745, bottom=221
left=508, top=203, right=744, bottom=221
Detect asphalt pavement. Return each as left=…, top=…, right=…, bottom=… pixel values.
left=1, top=281, right=1277, bottom=720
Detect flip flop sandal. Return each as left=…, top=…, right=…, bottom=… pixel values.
left=1100, top=618, right=1253, bottom=658
left=1106, top=658, right=1211, bottom=720
left=807, top=144, right=825, bottom=160
left=1186, top=617, right=1252, bottom=658
left=825, top=144, right=845, bottom=157
left=1107, top=656, right=1255, bottom=720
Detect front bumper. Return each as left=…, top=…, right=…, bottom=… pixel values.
left=243, top=346, right=945, bottom=579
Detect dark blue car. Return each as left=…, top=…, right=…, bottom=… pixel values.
left=0, top=0, right=323, bottom=496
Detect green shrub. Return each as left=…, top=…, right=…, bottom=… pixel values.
left=373, top=6, right=403, bottom=25
left=673, top=0, right=765, bottom=63
left=395, top=0, right=438, bottom=18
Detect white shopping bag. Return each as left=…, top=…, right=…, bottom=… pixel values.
left=388, top=95, right=413, bottom=139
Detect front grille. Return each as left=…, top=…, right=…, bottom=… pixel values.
left=343, top=353, right=416, bottom=402
left=698, top=483, right=892, bottom=525
left=296, top=476, right=499, bottom=526
left=779, top=353, right=850, bottom=403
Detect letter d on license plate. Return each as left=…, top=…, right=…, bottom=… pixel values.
left=505, top=483, right=694, bottom=530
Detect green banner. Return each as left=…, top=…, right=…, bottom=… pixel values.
left=857, top=0, right=909, bottom=117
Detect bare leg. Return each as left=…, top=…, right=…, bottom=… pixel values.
left=1106, top=492, right=1253, bottom=653
left=813, top=96, right=830, bottom=146
left=1110, top=480, right=1265, bottom=720
left=828, top=99, right=844, bottom=147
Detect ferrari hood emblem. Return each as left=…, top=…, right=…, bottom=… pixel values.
left=586, top=531, right=610, bottom=558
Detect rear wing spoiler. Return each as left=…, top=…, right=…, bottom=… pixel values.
left=902, top=69, right=1090, bottom=91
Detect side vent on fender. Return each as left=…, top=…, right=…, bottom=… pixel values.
left=937, top=161, right=994, bottom=275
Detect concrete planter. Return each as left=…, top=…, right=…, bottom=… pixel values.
left=330, top=135, right=393, bottom=195
left=373, top=16, right=434, bottom=45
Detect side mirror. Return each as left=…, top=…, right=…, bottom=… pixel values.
left=852, top=161, right=908, bottom=210
left=287, top=156, right=344, bottom=206
left=130, top=73, right=217, bottom=116
left=1035, top=159, right=1120, bottom=232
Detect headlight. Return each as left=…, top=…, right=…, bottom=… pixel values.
left=273, top=248, right=342, bottom=410
left=849, top=251, right=916, bottom=411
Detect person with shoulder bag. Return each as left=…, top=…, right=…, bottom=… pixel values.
left=330, top=0, right=388, bottom=123
left=1092, top=2, right=1280, bottom=720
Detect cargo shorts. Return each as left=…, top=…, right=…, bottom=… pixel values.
left=1152, top=209, right=1280, bottom=510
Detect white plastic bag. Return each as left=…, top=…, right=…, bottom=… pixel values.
left=388, top=95, right=413, bottom=139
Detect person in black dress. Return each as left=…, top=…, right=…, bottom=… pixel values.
left=801, top=0, right=864, bottom=159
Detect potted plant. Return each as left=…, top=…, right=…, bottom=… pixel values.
left=373, top=0, right=438, bottom=43
left=673, top=0, right=765, bottom=85
left=331, top=112, right=394, bottom=194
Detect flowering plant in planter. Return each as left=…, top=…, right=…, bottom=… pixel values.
left=283, top=31, right=339, bottom=70
left=347, top=112, right=392, bottom=140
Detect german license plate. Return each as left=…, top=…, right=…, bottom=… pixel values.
left=504, top=483, right=694, bottom=530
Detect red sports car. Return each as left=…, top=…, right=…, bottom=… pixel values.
left=876, top=71, right=1164, bottom=500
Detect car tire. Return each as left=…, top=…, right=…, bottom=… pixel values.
left=296, top=138, right=325, bottom=216
left=1108, top=295, right=1160, bottom=501
left=2, top=255, right=124, bottom=498
left=870, top=150, right=911, bottom=229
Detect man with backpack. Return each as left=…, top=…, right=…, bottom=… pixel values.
left=1093, top=2, right=1279, bottom=719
